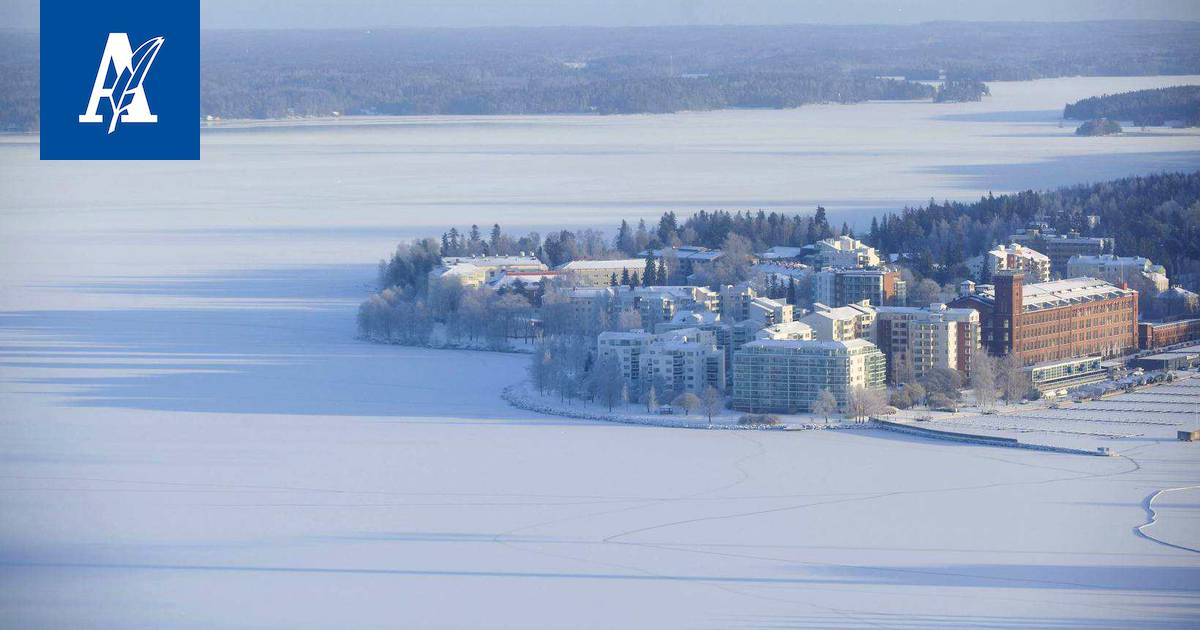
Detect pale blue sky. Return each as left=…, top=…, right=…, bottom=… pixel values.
left=5, top=0, right=1199, bottom=30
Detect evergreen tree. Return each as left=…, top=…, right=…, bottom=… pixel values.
left=490, top=223, right=502, bottom=253
left=610, top=272, right=618, bottom=287
left=642, top=254, right=657, bottom=286
left=615, top=220, right=634, bottom=255
left=787, top=278, right=797, bottom=304
left=620, top=268, right=630, bottom=286
left=657, top=259, right=669, bottom=285
left=629, top=271, right=640, bottom=288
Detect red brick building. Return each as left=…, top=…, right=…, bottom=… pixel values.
left=950, top=271, right=1138, bottom=365
left=1139, top=318, right=1200, bottom=350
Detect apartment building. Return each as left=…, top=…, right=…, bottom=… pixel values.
left=614, top=285, right=721, bottom=327
left=812, top=236, right=882, bottom=268
left=555, top=258, right=644, bottom=286
left=732, top=339, right=887, bottom=413
left=986, top=243, right=1051, bottom=283
left=1067, top=254, right=1169, bottom=310
left=1009, top=226, right=1111, bottom=276
left=873, top=303, right=980, bottom=381
left=798, top=301, right=876, bottom=341
left=642, top=246, right=724, bottom=279
left=597, top=328, right=725, bottom=394
left=720, top=284, right=793, bottom=325
left=950, top=271, right=1138, bottom=365
left=755, top=320, right=815, bottom=341
left=812, top=268, right=905, bottom=307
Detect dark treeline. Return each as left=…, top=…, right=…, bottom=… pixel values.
left=1063, top=86, right=1200, bottom=127
left=5, top=21, right=1200, bottom=130
left=865, top=171, right=1200, bottom=287
left=934, top=79, right=991, bottom=103
left=376, top=171, right=1200, bottom=298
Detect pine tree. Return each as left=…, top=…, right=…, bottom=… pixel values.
left=620, top=268, right=630, bottom=286
left=610, top=272, right=618, bottom=287
left=489, top=223, right=502, bottom=253
left=787, top=278, right=797, bottom=304
left=642, top=254, right=657, bottom=286
left=616, top=220, right=633, bottom=255
left=629, top=271, right=640, bottom=288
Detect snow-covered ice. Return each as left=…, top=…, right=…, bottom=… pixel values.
left=2, top=76, right=1200, bottom=628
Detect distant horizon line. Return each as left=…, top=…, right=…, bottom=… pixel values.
left=4, top=18, right=1200, bottom=35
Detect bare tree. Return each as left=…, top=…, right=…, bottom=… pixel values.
left=617, top=308, right=643, bottom=332
left=700, top=386, right=723, bottom=425
left=593, top=356, right=624, bottom=411
left=848, top=386, right=887, bottom=420
left=811, top=388, right=839, bottom=424
left=904, top=381, right=927, bottom=408
left=971, top=353, right=999, bottom=410
left=999, top=352, right=1029, bottom=403
left=713, top=233, right=754, bottom=286
left=644, top=385, right=658, bottom=413
left=530, top=347, right=553, bottom=395
left=672, top=392, right=701, bottom=416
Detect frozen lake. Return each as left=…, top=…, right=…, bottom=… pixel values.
left=1, top=76, right=1199, bottom=627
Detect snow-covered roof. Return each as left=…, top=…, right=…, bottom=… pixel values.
left=741, top=338, right=879, bottom=353
left=971, top=277, right=1135, bottom=312
left=642, top=246, right=724, bottom=262
left=758, top=246, right=807, bottom=259
left=990, top=243, right=1050, bottom=261
left=556, top=258, right=644, bottom=271
left=442, top=255, right=546, bottom=268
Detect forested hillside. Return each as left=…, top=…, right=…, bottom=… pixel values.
left=1064, top=85, right=1200, bottom=126
left=3, top=21, right=1200, bottom=130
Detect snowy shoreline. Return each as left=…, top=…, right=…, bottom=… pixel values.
left=501, top=381, right=857, bottom=431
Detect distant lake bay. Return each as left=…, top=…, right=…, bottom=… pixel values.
left=2, top=75, right=1198, bottom=243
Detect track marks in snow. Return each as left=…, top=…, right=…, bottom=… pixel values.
left=1136, top=484, right=1200, bottom=554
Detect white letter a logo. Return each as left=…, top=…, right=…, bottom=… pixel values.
left=79, top=33, right=165, bottom=133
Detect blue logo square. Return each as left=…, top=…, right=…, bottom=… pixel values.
left=39, top=0, right=199, bottom=160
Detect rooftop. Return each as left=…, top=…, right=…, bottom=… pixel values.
left=971, top=277, right=1135, bottom=312
left=742, top=338, right=879, bottom=352
left=990, top=243, right=1050, bottom=261
left=557, top=258, right=644, bottom=270
left=442, top=255, right=545, bottom=267
left=643, top=246, right=724, bottom=262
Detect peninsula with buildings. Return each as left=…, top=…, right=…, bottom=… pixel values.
left=359, top=172, right=1200, bottom=427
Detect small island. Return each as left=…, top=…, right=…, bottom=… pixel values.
left=934, top=79, right=991, bottom=103
left=1064, top=85, right=1200, bottom=127
left=1075, top=118, right=1123, bottom=136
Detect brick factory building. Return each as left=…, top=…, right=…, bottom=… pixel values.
left=950, top=271, right=1138, bottom=365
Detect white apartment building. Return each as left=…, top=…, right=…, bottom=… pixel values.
left=798, top=301, right=876, bottom=341
left=1067, top=254, right=1169, bottom=297
left=597, top=328, right=725, bottom=394
left=813, top=236, right=881, bottom=269
left=756, top=320, right=815, bottom=341
left=874, top=303, right=980, bottom=382
left=720, top=284, right=793, bottom=325
left=986, top=244, right=1051, bottom=283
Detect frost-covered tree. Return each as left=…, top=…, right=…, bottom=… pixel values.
left=971, top=353, right=999, bottom=410
left=644, top=385, right=658, bottom=413
left=672, top=392, right=700, bottom=416
left=811, top=388, right=838, bottom=424
left=700, top=386, right=723, bottom=425
left=999, top=352, right=1029, bottom=403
